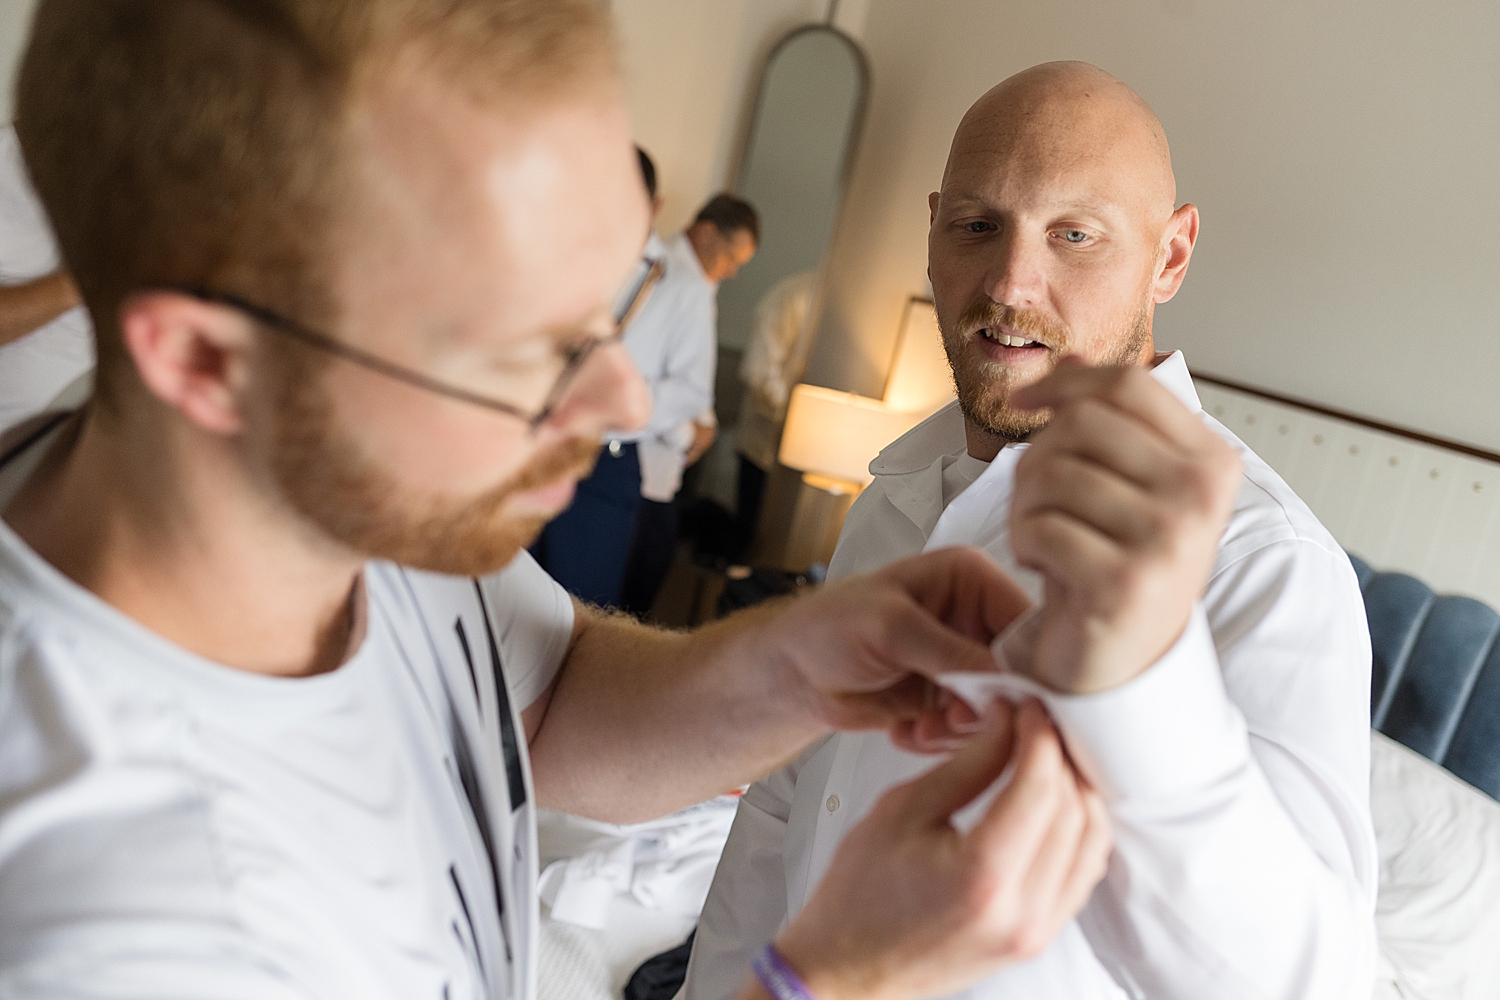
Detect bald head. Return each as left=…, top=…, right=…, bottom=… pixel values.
left=945, top=61, right=1176, bottom=225
left=927, top=61, right=1199, bottom=453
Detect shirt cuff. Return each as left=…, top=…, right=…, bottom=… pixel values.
left=1039, top=605, right=1250, bottom=804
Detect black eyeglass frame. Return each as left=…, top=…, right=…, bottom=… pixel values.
left=165, top=257, right=663, bottom=431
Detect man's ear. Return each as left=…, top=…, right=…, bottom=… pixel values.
left=928, top=190, right=941, bottom=225
left=117, top=291, right=256, bottom=435
left=1152, top=203, right=1199, bottom=304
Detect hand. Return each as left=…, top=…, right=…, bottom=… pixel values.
left=772, top=700, right=1111, bottom=1000
left=685, top=420, right=716, bottom=465
left=1007, top=359, right=1240, bottom=694
left=764, top=546, right=1033, bottom=753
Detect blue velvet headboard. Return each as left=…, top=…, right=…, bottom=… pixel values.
left=1350, top=552, right=1500, bottom=801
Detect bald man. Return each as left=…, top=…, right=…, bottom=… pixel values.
left=685, top=62, right=1378, bottom=1000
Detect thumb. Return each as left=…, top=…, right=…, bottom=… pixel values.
left=881, top=595, right=1002, bottom=680
left=898, top=699, right=1017, bottom=824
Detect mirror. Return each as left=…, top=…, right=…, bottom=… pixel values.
left=692, top=24, right=870, bottom=550
left=716, top=25, right=869, bottom=355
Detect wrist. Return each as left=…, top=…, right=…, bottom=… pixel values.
left=766, top=936, right=865, bottom=1000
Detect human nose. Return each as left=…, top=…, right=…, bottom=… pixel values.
left=985, top=228, right=1048, bottom=311
left=543, top=339, right=651, bottom=439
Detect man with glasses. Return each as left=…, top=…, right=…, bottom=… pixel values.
left=0, top=4, right=1138, bottom=1000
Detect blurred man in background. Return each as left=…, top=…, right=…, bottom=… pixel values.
left=728, top=269, right=817, bottom=562
left=534, top=190, right=757, bottom=609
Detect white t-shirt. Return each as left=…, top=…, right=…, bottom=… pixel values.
left=0, top=416, right=575, bottom=1000
left=0, top=125, right=95, bottom=432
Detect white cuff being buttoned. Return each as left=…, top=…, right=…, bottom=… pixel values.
left=1039, top=605, right=1250, bottom=804
left=938, top=605, right=1249, bottom=805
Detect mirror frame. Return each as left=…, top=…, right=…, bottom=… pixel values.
left=731, top=23, right=871, bottom=226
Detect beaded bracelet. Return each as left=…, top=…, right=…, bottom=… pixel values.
left=751, top=943, right=820, bottom=1000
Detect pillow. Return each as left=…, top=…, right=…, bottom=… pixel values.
left=1371, top=731, right=1500, bottom=999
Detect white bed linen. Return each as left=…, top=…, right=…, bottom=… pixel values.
left=1370, top=731, right=1500, bottom=999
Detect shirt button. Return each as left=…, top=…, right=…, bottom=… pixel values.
left=825, top=795, right=840, bottom=813
left=608, top=440, right=623, bottom=458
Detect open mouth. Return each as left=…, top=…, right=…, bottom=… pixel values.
left=975, top=326, right=1050, bottom=360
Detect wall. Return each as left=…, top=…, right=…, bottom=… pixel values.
left=612, top=0, right=871, bottom=236
left=0, top=0, right=39, bottom=123
left=1, top=0, right=868, bottom=211
left=804, top=0, right=1500, bottom=454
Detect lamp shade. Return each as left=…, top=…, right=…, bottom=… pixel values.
left=883, top=299, right=956, bottom=416
left=778, top=384, right=923, bottom=487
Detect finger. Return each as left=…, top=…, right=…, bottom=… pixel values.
left=1020, top=394, right=1184, bottom=494
left=965, top=701, right=1068, bottom=865
left=895, top=700, right=1018, bottom=824
left=1009, top=509, right=1125, bottom=605
left=946, top=692, right=984, bottom=732
left=871, top=588, right=1012, bottom=680
left=903, top=711, right=975, bottom=754
left=823, top=673, right=942, bottom=728
left=1011, top=451, right=1162, bottom=549
left=880, top=547, right=1034, bottom=646
left=1011, top=364, right=1208, bottom=451
left=1052, top=786, right=1113, bottom=926
left=1015, top=765, right=1089, bottom=929
left=825, top=676, right=990, bottom=751
left=887, top=689, right=988, bottom=752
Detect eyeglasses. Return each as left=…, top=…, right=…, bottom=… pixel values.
left=167, top=256, right=664, bottom=431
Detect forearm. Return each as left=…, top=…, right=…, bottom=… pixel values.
left=0, top=272, right=80, bottom=347
left=1087, top=759, right=1373, bottom=1000
left=528, top=599, right=825, bottom=823
left=1052, top=611, right=1375, bottom=999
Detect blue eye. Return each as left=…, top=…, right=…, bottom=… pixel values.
left=1060, top=229, right=1088, bottom=243
left=963, top=220, right=994, bottom=234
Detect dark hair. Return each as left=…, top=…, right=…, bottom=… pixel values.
left=635, top=145, right=657, bottom=200
left=693, top=193, right=759, bottom=244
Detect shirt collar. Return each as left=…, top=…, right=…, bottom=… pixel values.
left=669, top=232, right=714, bottom=289
left=644, top=231, right=667, bottom=261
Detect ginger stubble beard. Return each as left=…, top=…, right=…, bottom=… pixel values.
left=267, top=345, right=600, bottom=577
left=939, top=294, right=1151, bottom=442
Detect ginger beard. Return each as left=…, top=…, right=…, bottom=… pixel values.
left=939, top=294, right=1152, bottom=441
left=267, top=345, right=600, bottom=576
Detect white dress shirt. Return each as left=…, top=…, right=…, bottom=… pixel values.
left=684, top=352, right=1379, bottom=1000
left=620, top=233, right=718, bottom=501
left=0, top=125, right=94, bottom=432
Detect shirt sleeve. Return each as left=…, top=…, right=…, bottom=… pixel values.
left=681, top=764, right=799, bottom=1000
left=1039, top=539, right=1378, bottom=1000
left=478, top=550, right=576, bottom=712
left=644, top=286, right=716, bottom=436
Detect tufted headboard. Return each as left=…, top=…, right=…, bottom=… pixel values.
left=1350, top=552, right=1500, bottom=802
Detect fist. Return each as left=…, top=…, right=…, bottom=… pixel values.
left=1007, top=359, right=1240, bottom=694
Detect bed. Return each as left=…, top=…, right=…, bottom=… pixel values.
left=1200, top=372, right=1500, bottom=998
